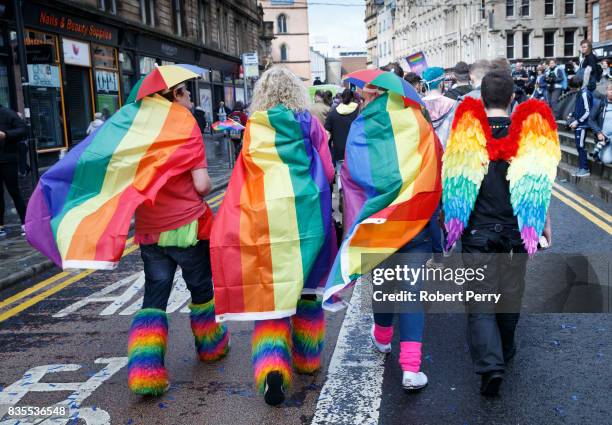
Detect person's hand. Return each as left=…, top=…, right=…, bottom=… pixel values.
left=569, top=121, right=578, bottom=129
left=597, top=132, right=606, bottom=141
left=0, top=131, right=5, bottom=141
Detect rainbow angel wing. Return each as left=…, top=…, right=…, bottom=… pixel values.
left=507, top=99, right=560, bottom=255
left=442, top=97, right=490, bottom=249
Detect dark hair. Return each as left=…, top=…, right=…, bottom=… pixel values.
left=489, top=57, right=512, bottom=75
left=569, top=74, right=583, bottom=88
left=159, top=84, right=185, bottom=102
left=453, top=61, right=470, bottom=82
left=381, top=62, right=404, bottom=78
left=580, top=39, right=592, bottom=50
left=341, top=88, right=354, bottom=105
left=314, top=89, right=324, bottom=98
left=233, top=101, right=244, bottom=112
left=323, top=90, right=333, bottom=106
left=404, top=72, right=422, bottom=86
left=481, top=71, right=514, bottom=109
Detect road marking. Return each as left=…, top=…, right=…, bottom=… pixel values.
left=0, top=357, right=126, bottom=425
left=553, top=183, right=612, bottom=222
left=312, top=280, right=386, bottom=425
left=552, top=189, right=612, bottom=235
left=0, top=243, right=140, bottom=323
left=0, top=271, right=70, bottom=309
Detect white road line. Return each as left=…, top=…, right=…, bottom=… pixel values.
left=311, top=280, right=385, bottom=425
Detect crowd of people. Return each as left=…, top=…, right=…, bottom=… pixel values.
left=6, top=38, right=609, bottom=410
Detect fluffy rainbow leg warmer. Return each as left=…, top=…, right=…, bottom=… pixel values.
left=291, top=298, right=325, bottom=374
left=252, top=318, right=292, bottom=394
left=127, top=308, right=169, bottom=396
left=189, top=300, right=229, bottom=362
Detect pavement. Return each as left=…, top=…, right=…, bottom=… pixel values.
left=0, top=178, right=611, bottom=424
left=0, top=133, right=233, bottom=290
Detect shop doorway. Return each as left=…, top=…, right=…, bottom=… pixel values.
left=213, top=85, right=224, bottom=121
left=64, top=65, right=93, bottom=144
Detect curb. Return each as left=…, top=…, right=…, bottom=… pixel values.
left=0, top=178, right=231, bottom=293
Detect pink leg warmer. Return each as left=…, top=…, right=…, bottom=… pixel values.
left=399, top=341, right=423, bottom=372
left=373, top=324, right=393, bottom=345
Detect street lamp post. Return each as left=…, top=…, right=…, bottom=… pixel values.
left=12, top=0, right=39, bottom=186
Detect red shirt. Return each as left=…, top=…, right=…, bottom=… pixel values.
left=135, top=156, right=212, bottom=241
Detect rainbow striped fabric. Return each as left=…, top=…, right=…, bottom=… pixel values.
left=210, top=105, right=333, bottom=321
left=442, top=98, right=560, bottom=255
left=25, top=95, right=204, bottom=269
left=322, top=93, right=442, bottom=310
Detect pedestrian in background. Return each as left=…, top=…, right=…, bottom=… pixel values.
left=575, top=39, right=600, bottom=93
left=193, top=105, right=207, bottom=134
left=568, top=74, right=592, bottom=177
left=531, top=63, right=549, bottom=102
left=86, top=112, right=105, bottom=135
left=382, top=62, right=404, bottom=78
left=0, top=104, right=27, bottom=237
left=445, top=61, right=472, bottom=100
left=228, top=101, right=248, bottom=159
left=589, top=80, right=612, bottom=162
left=511, top=61, right=529, bottom=104
left=325, top=88, right=359, bottom=167
left=309, top=89, right=331, bottom=126
left=217, top=100, right=230, bottom=122
left=546, top=59, right=567, bottom=111
left=404, top=72, right=424, bottom=95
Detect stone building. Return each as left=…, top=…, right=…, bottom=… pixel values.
left=587, top=0, right=611, bottom=57
left=261, top=0, right=311, bottom=82
left=0, top=0, right=272, bottom=157
left=365, top=0, right=379, bottom=68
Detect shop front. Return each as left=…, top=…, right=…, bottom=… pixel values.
left=21, top=3, right=120, bottom=150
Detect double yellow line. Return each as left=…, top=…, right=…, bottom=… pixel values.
left=0, top=191, right=226, bottom=323
left=552, top=183, right=612, bottom=235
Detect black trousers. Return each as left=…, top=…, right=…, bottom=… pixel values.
left=461, top=226, right=528, bottom=374
left=0, top=161, right=26, bottom=226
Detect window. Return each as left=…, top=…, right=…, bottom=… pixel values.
left=198, top=0, right=207, bottom=44
left=522, top=32, right=530, bottom=57
left=140, top=0, right=155, bottom=26
left=224, top=12, right=230, bottom=50
left=277, top=14, right=287, bottom=33
left=520, top=0, right=529, bottom=16
left=481, top=0, right=485, bottom=19
left=592, top=2, right=600, bottom=43
left=173, top=0, right=184, bottom=36
left=544, top=31, right=555, bottom=57
left=565, top=0, right=574, bottom=15
left=544, top=0, right=554, bottom=15
left=235, top=20, right=241, bottom=54
left=280, top=44, right=288, bottom=61
left=506, top=32, right=514, bottom=59
left=564, top=29, right=575, bottom=56
left=98, top=0, right=117, bottom=14
left=506, top=0, right=514, bottom=17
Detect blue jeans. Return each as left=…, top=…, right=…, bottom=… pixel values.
left=373, top=228, right=431, bottom=342
left=140, top=240, right=214, bottom=310
left=575, top=128, right=589, bottom=170
left=428, top=204, right=444, bottom=261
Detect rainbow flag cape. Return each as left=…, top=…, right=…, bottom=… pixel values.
left=25, top=95, right=204, bottom=269
left=210, top=105, right=333, bottom=321
left=443, top=97, right=560, bottom=255
left=322, top=93, right=442, bottom=310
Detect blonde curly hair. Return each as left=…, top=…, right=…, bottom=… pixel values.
left=249, top=67, right=309, bottom=113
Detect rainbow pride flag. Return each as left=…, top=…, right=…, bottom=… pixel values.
left=323, top=93, right=442, bottom=310
left=210, top=105, right=333, bottom=321
left=25, top=95, right=204, bottom=269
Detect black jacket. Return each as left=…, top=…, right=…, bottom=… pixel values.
left=589, top=96, right=610, bottom=137
left=324, top=102, right=359, bottom=163
left=0, top=106, right=26, bottom=163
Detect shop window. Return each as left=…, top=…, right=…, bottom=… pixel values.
left=93, top=44, right=120, bottom=118
left=506, top=32, right=514, bottom=59
left=139, top=56, right=157, bottom=74
left=140, top=0, right=156, bottom=26
left=280, top=44, right=288, bottom=61
left=120, top=52, right=135, bottom=102
left=544, top=31, right=555, bottom=57
left=564, top=29, right=575, bottom=56
left=277, top=14, right=287, bottom=33
left=98, top=0, right=117, bottom=14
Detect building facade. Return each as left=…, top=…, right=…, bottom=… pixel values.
left=367, top=0, right=590, bottom=72
left=261, top=0, right=311, bottom=82
left=587, top=0, right=611, bottom=58
left=310, top=47, right=326, bottom=84
left=365, top=0, right=378, bottom=68
left=0, top=0, right=271, bottom=160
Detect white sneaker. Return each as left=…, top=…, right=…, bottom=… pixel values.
left=402, top=371, right=428, bottom=390
left=425, top=258, right=444, bottom=269
left=21, top=225, right=26, bottom=236
left=443, top=243, right=456, bottom=258
left=370, top=324, right=391, bottom=354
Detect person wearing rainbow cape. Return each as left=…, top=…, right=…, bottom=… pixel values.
left=442, top=70, right=559, bottom=396
left=322, top=79, right=443, bottom=391
left=25, top=65, right=229, bottom=396
left=210, top=67, right=336, bottom=406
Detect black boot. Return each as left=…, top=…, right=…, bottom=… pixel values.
left=480, top=371, right=503, bottom=396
